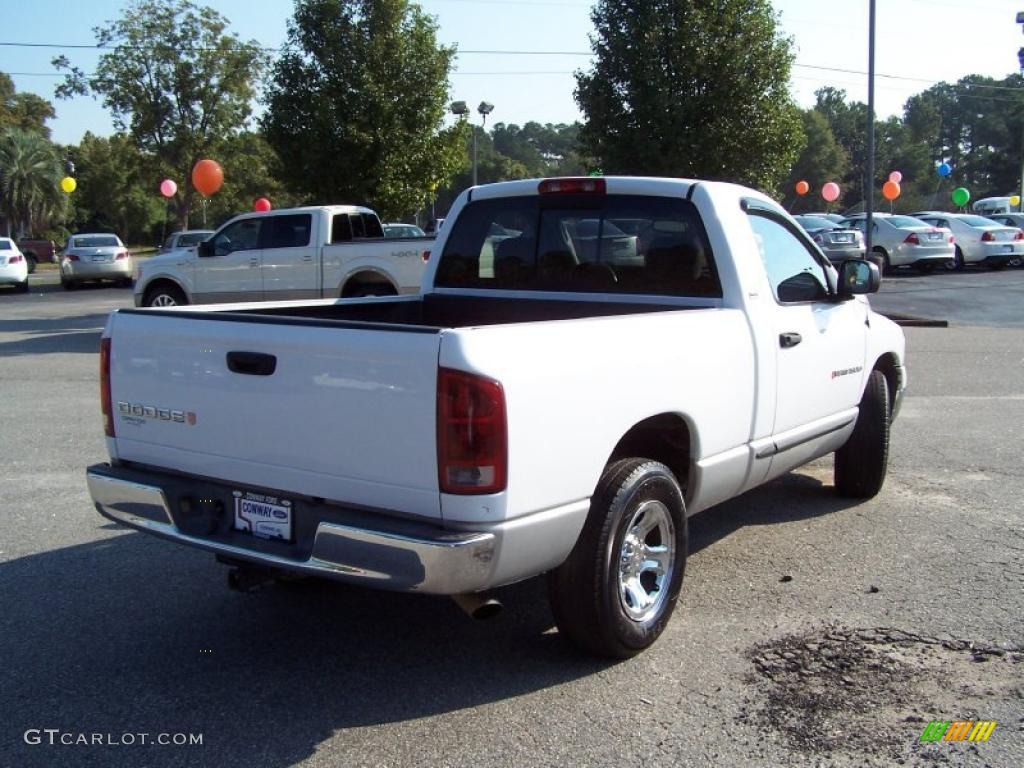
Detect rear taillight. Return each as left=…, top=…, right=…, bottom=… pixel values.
left=948, top=235, right=955, bottom=243
left=812, top=233, right=824, bottom=245
left=67, top=253, right=80, bottom=261
left=981, top=231, right=995, bottom=242
left=437, top=367, right=506, bottom=494
left=422, top=250, right=431, bottom=262
left=10, top=254, right=23, bottom=263
left=115, top=250, right=128, bottom=260
left=904, top=233, right=920, bottom=245
left=538, top=177, right=606, bottom=195
left=100, top=337, right=114, bottom=438
left=1015, top=231, right=1024, bottom=241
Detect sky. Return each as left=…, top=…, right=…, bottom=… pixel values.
left=2, top=0, right=1022, bottom=147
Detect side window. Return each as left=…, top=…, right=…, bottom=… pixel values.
left=263, top=215, right=312, bottom=249
left=748, top=213, right=829, bottom=303
left=350, top=214, right=366, bottom=239
left=213, top=219, right=262, bottom=256
left=360, top=214, right=384, bottom=239
left=332, top=214, right=352, bottom=243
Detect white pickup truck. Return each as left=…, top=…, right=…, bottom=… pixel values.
left=134, top=205, right=431, bottom=307
left=89, top=177, right=906, bottom=658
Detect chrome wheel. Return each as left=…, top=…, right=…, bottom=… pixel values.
left=618, top=499, right=675, bottom=622
left=150, top=293, right=178, bottom=307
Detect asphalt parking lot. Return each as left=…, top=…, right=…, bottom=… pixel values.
left=1, top=270, right=1022, bottom=767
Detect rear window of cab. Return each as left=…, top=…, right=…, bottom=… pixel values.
left=434, top=194, right=721, bottom=297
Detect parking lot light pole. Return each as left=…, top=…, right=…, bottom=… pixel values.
left=1017, top=12, right=1024, bottom=211
left=865, top=0, right=876, bottom=256
left=475, top=102, right=494, bottom=187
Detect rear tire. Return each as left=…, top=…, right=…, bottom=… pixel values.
left=25, top=253, right=37, bottom=274
left=945, top=246, right=964, bottom=271
left=548, top=458, right=687, bottom=658
left=872, top=248, right=890, bottom=275
left=341, top=280, right=398, bottom=298
left=835, top=370, right=890, bottom=499
left=61, top=275, right=76, bottom=290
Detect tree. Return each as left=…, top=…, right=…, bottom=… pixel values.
left=785, top=109, right=849, bottom=212
left=0, top=73, right=56, bottom=138
left=575, top=0, right=803, bottom=192
left=53, top=0, right=268, bottom=228
left=262, top=0, right=466, bottom=219
left=0, top=128, right=63, bottom=237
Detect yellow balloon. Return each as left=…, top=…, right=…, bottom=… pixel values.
left=60, top=176, right=77, bottom=194
left=1011, top=196, right=1021, bottom=207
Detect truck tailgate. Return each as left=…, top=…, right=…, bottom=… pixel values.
left=107, top=310, right=443, bottom=519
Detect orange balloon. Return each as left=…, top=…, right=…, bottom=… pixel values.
left=795, top=180, right=810, bottom=196
left=882, top=180, right=901, bottom=201
left=191, top=159, right=224, bottom=197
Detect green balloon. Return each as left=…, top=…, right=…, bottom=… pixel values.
left=951, top=187, right=970, bottom=207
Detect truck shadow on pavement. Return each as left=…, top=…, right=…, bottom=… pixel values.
left=0, top=469, right=861, bottom=767
left=0, top=313, right=108, bottom=356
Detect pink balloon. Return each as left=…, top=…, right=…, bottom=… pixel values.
left=253, top=197, right=272, bottom=212
left=159, top=179, right=177, bottom=198
left=888, top=171, right=902, bottom=184
left=821, top=182, right=841, bottom=203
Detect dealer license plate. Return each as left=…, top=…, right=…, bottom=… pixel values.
left=233, top=490, right=293, bottom=541
left=91, top=255, right=110, bottom=262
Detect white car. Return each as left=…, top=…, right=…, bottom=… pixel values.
left=159, top=230, right=214, bottom=253
left=61, top=233, right=133, bottom=289
left=839, top=213, right=954, bottom=273
left=0, top=238, right=29, bottom=293
left=915, top=213, right=1024, bottom=270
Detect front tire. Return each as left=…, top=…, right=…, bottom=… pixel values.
left=548, top=458, right=687, bottom=658
left=945, top=246, right=964, bottom=271
left=143, top=283, right=187, bottom=307
left=25, top=254, right=37, bottom=274
left=835, top=370, right=890, bottom=498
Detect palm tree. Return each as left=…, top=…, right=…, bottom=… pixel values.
left=0, top=128, right=63, bottom=237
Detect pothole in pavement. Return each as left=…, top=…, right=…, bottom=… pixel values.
left=740, top=626, right=1023, bottom=766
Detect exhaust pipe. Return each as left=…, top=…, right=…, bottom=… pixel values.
left=452, top=592, right=503, bottom=620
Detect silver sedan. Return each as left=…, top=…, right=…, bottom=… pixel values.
left=61, top=234, right=133, bottom=289
left=914, top=213, right=1023, bottom=270
left=793, top=215, right=865, bottom=265
left=838, top=213, right=954, bottom=274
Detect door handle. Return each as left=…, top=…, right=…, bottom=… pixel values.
left=779, top=332, right=802, bottom=348
left=250, top=257, right=259, bottom=267
left=226, top=351, right=277, bottom=376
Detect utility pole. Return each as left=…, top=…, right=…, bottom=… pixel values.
left=865, top=0, right=876, bottom=256
left=1017, top=13, right=1024, bottom=211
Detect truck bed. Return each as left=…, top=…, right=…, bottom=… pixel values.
left=124, top=294, right=691, bottom=330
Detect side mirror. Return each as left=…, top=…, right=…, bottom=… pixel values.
left=837, top=258, right=880, bottom=297
left=197, top=239, right=214, bottom=258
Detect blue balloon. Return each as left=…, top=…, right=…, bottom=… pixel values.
left=938, top=162, right=952, bottom=177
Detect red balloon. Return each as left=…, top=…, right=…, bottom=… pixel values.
left=795, top=180, right=809, bottom=196
left=191, top=159, right=223, bottom=197
left=882, top=180, right=901, bottom=201
left=253, top=197, right=272, bottom=212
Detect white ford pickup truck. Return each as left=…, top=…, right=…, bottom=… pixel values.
left=134, top=205, right=431, bottom=307
left=88, top=177, right=906, bottom=658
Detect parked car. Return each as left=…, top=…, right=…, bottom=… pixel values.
left=383, top=223, right=427, bottom=239
left=793, top=215, right=866, bottom=265
left=912, top=213, right=1023, bottom=270
left=134, top=206, right=433, bottom=307
left=160, top=230, right=214, bottom=253
left=60, top=233, right=133, bottom=289
left=425, top=218, right=446, bottom=235
left=0, top=237, right=29, bottom=293
left=89, top=176, right=905, bottom=659
left=985, top=214, right=1024, bottom=266
left=838, top=213, right=954, bottom=273
left=17, top=238, right=57, bottom=273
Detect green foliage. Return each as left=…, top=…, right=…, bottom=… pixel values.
left=53, top=0, right=269, bottom=228
left=0, top=73, right=56, bottom=138
left=0, top=128, right=63, bottom=237
left=574, top=0, right=804, bottom=192
left=263, top=0, right=465, bottom=219
left=785, top=110, right=849, bottom=212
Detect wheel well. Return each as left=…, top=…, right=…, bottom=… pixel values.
left=341, top=271, right=398, bottom=297
left=607, top=414, right=692, bottom=493
left=873, top=353, right=900, bottom=415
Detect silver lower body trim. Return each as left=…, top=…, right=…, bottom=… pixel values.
left=87, top=469, right=496, bottom=594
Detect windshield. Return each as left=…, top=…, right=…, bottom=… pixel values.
left=0, top=240, right=11, bottom=250
left=73, top=235, right=120, bottom=248
left=960, top=215, right=998, bottom=227
left=794, top=216, right=836, bottom=230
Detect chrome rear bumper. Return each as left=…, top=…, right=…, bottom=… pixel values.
left=87, top=467, right=496, bottom=594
